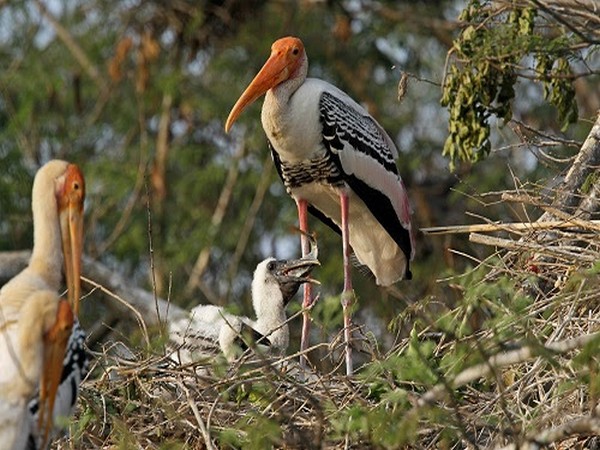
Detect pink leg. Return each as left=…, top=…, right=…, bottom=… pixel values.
left=297, top=199, right=312, bottom=369
left=340, top=192, right=354, bottom=376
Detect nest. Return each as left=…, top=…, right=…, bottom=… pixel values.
left=51, top=185, right=600, bottom=449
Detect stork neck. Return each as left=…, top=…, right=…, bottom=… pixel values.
left=252, top=283, right=288, bottom=349
left=265, top=82, right=296, bottom=113
left=263, top=56, right=307, bottom=116
left=29, top=189, right=63, bottom=291
left=253, top=289, right=286, bottom=326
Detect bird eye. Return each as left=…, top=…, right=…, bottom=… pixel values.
left=73, top=182, right=80, bottom=190
left=292, top=48, right=299, bottom=55
left=267, top=261, right=276, bottom=271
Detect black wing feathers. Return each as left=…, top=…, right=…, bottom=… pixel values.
left=320, top=92, right=413, bottom=271
left=320, top=92, right=398, bottom=174
left=267, top=92, right=413, bottom=277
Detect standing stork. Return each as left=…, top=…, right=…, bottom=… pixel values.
left=0, top=160, right=86, bottom=450
left=225, top=36, right=415, bottom=375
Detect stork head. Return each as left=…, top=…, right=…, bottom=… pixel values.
left=253, top=253, right=320, bottom=311
left=225, top=36, right=307, bottom=133
left=55, top=163, right=85, bottom=316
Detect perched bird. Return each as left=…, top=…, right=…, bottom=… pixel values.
left=0, top=160, right=87, bottom=450
left=169, top=251, right=319, bottom=364
left=225, top=36, right=415, bottom=375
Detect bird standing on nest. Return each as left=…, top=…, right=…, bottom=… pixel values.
left=225, top=36, right=415, bottom=375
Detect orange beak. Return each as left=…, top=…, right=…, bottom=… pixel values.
left=38, top=298, right=74, bottom=447
left=225, top=37, right=304, bottom=133
left=57, top=164, right=85, bottom=316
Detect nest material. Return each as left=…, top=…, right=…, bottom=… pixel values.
left=52, top=188, right=600, bottom=449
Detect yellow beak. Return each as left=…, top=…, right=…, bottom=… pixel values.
left=38, top=299, right=74, bottom=447
left=58, top=164, right=85, bottom=316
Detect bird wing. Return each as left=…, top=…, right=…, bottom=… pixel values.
left=232, top=321, right=272, bottom=351
left=168, top=305, right=235, bottom=363
left=318, top=90, right=414, bottom=269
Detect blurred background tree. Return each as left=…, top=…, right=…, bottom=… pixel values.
left=0, top=0, right=598, bottom=364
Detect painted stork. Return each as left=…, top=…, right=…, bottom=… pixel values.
left=225, top=36, right=415, bottom=375
left=0, top=160, right=86, bottom=450
left=170, top=252, right=319, bottom=363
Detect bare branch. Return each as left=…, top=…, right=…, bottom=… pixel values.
left=421, top=218, right=600, bottom=235
left=539, top=113, right=600, bottom=220
left=33, top=0, right=108, bottom=90
left=185, top=139, right=247, bottom=297
left=496, top=416, right=600, bottom=450
left=418, top=331, right=600, bottom=407
left=0, top=251, right=187, bottom=327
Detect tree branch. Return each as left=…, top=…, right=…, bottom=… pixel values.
left=418, top=331, right=600, bottom=407
left=496, top=416, right=600, bottom=450
left=0, top=251, right=187, bottom=328
left=539, top=113, right=600, bottom=221
left=33, top=0, right=108, bottom=91
left=184, top=139, right=247, bottom=298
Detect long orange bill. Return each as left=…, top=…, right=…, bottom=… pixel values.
left=58, top=164, right=85, bottom=316
left=225, top=51, right=291, bottom=133
left=38, top=299, right=74, bottom=448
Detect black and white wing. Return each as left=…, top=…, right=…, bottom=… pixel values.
left=168, top=305, right=226, bottom=364
left=169, top=305, right=274, bottom=364
left=318, top=89, right=414, bottom=276
left=27, top=321, right=89, bottom=449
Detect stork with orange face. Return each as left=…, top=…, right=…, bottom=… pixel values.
left=226, top=37, right=415, bottom=375
left=0, top=160, right=86, bottom=450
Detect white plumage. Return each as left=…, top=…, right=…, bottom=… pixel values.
left=169, top=254, right=319, bottom=363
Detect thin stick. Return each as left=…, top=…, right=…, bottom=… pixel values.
left=418, top=331, right=600, bottom=407
left=81, top=275, right=150, bottom=348
left=469, top=233, right=598, bottom=261
left=495, top=415, right=600, bottom=450
left=421, top=219, right=600, bottom=235
left=176, top=379, right=217, bottom=450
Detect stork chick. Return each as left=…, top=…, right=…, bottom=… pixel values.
left=170, top=253, right=319, bottom=363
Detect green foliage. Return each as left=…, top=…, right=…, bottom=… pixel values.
left=363, top=335, right=439, bottom=389
left=221, top=413, right=283, bottom=449
left=442, top=0, right=582, bottom=169
left=537, top=56, right=579, bottom=130
left=328, top=400, right=419, bottom=448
